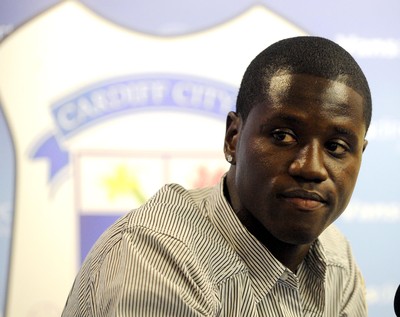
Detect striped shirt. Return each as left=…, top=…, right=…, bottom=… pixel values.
left=62, top=179, right=367, bottom=316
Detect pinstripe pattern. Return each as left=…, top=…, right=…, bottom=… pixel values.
left=62, top=178, right=367, bottom=316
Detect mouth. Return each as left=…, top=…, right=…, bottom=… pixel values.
left=279, top=189, right=327, bottom=211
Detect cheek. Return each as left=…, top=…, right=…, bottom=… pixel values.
left=342, top=158, right=362, bottom=184
left=331, top=161, right=361, bottom=205
left=241, top=138, right=282, bottom=168
left=236, top=142, right=284, bottom=204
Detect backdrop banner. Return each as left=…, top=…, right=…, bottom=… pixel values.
left=0, top=1, right=399, bottom=316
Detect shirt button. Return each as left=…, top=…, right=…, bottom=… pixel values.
left=280, top=270, right=289, bottom=281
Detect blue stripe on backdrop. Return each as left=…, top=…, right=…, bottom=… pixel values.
left=77, top=0, right=400, bottom=37
left=0, top=103, right=15, bottom=317
left=1, top=0, right=399, bottom=37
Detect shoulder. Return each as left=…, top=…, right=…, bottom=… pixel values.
left=84, top=183, right=216, bottom=270
left=319, top=224, right=354, bottom=269
left=64, top=184, right=224, bottom=315
left=319, top=226, right=367, bottom=314
left=126, top=183, right=213, bottom=236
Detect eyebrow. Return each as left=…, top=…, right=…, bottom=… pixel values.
left=274, top=114, right=304, bottom=125
left=259, top=114, right=303, bottom=132
left=333, top=126, right=358, bottom=138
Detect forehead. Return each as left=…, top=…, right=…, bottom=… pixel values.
left=270, top=72, right=363, bottom=112
left=251, top=73, right=367, bottom=136
left=268, top=72, right=364, bottom=108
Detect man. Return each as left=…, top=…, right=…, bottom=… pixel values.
left=62, top=36, right=371, bottom=316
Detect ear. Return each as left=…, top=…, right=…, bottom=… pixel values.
left=362, top=139, right=368, bottom=153
left=224, top=111, right=241, bottom=165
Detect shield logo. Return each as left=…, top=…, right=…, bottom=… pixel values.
left=32, top=74, right=236, bottom=263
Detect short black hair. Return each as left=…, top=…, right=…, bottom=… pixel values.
left=236, top=36, right=372, bottom=130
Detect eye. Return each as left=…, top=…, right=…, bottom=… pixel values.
left=326, top=141, right=349, bottom=156
left=271, top=129, right=297, bottom=145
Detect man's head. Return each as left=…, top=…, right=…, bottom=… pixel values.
left=224, top=36, right=371, bottom=258
left=236, top=36, right=371, bottom=131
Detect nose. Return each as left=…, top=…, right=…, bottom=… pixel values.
left=288, top=141, right=328, bottom=183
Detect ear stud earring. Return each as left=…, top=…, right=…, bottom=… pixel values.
left=226, top=154, right=233, bottom=163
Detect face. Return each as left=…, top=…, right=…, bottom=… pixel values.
left=225, top=73, right=367, bottom=245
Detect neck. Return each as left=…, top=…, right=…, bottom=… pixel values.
left=224, top=171, right=311, bottom=272
left=237, top=208, right=311, bottom=272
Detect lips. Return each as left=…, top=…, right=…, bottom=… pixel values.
left=279, top=189, right=327, bottom=211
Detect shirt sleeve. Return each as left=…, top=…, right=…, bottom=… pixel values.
left=62, top=224, right=219, bottom=317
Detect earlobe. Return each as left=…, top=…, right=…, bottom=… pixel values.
left=224, top=111, right=241, bottom=164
